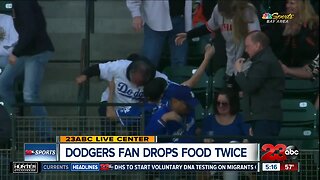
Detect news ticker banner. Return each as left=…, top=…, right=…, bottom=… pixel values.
left=11, top=162, right=300, bottom=173
left=24, top=142, right=259, bottom=162
left=11, top=162, right=260, bottom=173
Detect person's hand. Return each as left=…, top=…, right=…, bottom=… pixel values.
left=175, top=33, right=187, bottom=46
left=75, top=75, right=87, bottom=84
left=235, top=58, right=245, bottom=73
left=204, top=44, right=215, bottom=60
left=132, top=16, right=143, bottom=32
left=9, top=54, right=17, bottom=65
left=279, top=61, right=289, bottom=75
left=161, top=111, right=182, bottom=122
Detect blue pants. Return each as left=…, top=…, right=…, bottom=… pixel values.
left=143, top=16, right=188, bottom=68
left=250, top=120, right=281, bottom=146
left=0, top=51, right=53, bottom=138
left=250, top=120, right=281, bottom=180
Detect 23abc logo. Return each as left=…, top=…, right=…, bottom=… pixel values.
left=261, top=144, right=299, bottom=161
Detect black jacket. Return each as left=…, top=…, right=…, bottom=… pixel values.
left=235, top=47, right=285, bottom=122
left=12, top=0, right=54, bottom=57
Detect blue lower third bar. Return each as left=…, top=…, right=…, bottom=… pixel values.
left=70, top=163, right=100, bottom=172
left=41, top=163, right=70, bottom=172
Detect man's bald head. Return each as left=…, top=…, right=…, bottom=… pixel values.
left=246, top=31, right=270, bottom=49
left=245, top=31, right=270, bottom=58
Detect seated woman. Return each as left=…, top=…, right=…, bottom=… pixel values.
left=200, top=88, right=252, bottom=180
left=202, top=88, right=251, bottom=143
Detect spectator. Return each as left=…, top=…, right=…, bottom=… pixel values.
left=176, top=0, right=261, bottom=87
left=75, top=54, right=167, bottom=134
left=202, top=88, right=251, bottom=143
left=143, top=44, right=215, bottom=142
left=201, top=88, right=252, bottom=180
left=0, top=0, right=54, bottom=139
left=126, top=0, right=192, bottom=68
left=115, top=44, right=215, bottom=128
left=234, top=31, right=285, bottom=145
left=266, top=0, right=319, bottom=67
left=281, top=54, right=319, bottom=110
left=145, top=85, right=198, bottom=143
left=0, top=13, right=18, bottom=73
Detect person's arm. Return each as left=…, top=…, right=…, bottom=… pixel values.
left=11, top=1, right=37, bottom=57
left=182, top=44, right=215, bottom=88
left=175, top=5, right=219, bottom=45
left=126, top=0, right=143, bottom=32
left=106, top=78, right=117, bottom=119
left=76, top=60, right=128, bottom=84
left=145, top=111, right=181, bottom=135
left=281, top=63, right=313, bottom=79
left=75, top=64, right=100, bottom=84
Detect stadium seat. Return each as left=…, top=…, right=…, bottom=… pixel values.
left=284, top=77, right=319, bottom=101
left=0, top=1, right=12, bottom=15
left=279, top=99, right=318, bottom=149
left=278, top=127, right=318, bottom=149
left=187, top=37, right=209, bottom=66
left=194, top=104, right=205, bottom=120
left=281, top=99, right=317, bottom=126
left=212, top=67, right=226, bottom=91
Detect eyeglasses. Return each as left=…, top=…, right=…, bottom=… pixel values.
left=217, top=101, right=229, bottom=107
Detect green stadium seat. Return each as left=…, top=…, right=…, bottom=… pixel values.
left=278, top=127, right=318, bottom=149
left=281, top=99, right=317, bottom=126
left=187, top=37, right=209, bottom=66
left=279, top=99, right=318, bottom=149
left=212, top=67, right=226, bottom=91
left=284, top=77, right=319, bottom=101
left=0, top=1, right=12, bottom=14
left=194, top=104, right=205, bottom=123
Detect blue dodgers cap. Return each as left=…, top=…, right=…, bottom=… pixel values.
left=168, top=85, right=199, bottom=108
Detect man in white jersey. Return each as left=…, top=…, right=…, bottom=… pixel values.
left=76, top=54, right=167, bottom=135
left=0, top=13, right=18, bottom=73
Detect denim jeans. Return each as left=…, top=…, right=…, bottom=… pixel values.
left=0, top=56, right=8, bottom=74
left=0, top=51, right=53, bottom=138
left=143, top=16, right=188, bottom=67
